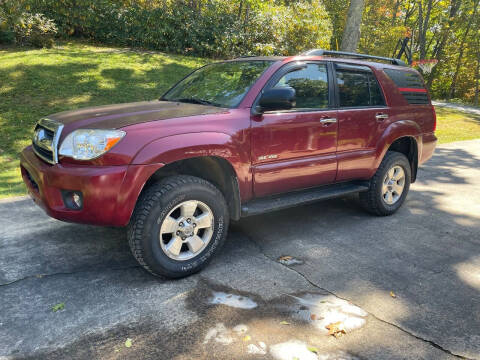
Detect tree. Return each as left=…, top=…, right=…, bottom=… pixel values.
left=448, top=0, right=479, bottom=99
left=341, top=0, right=365, bottom=52
left=425, top=0, right=461, bottom=90
left=417, top=0, right=433, bottom=60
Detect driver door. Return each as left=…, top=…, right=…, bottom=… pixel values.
left=251, top=62, right=338, bottom=197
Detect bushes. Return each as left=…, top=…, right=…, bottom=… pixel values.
left=14, top=12, right=57, bottom=47
left=23, top=0, right=332, bottom=57
left=0, top=1, right=57, bottom=47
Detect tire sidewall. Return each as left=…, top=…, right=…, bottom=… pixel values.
left=140, top=181, right=228, bottom=277
left=375, top=154, right=411, bottom=214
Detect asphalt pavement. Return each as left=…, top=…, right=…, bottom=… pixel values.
left=1, top=140, right=479, bottom=360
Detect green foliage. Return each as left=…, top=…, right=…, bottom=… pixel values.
left=14, top=12, right=57, bottom=47
left=23, top=0, right=332, bottom=57
left=52, top=302, right=65, bottom=312
left=0, top=0, right=57, bottom=47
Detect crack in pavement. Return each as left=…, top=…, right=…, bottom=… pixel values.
left=243, top=233, right=472, bottom=360
left=0, top=264, right=141, bottom=287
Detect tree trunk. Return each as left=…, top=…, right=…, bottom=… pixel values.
left=475, top=59, right=479, bottom=106
left=426, top=0, right=461, bottom=90
left=391, top=0, right=401, bottom=25
left=340, top=0, right=365, bottom=52
left=448, top=0, right=479, bottom=99
left=418, top=0, right=433, bottom=60
left=475, top=38, right=480, bottom=106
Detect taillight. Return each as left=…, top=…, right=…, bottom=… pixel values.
left=432, top=105, right=437, bottom=132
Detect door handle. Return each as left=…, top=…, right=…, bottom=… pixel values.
left=375, top=113, right=389, bottom=121
left=319, top=117, right=337, bottom=125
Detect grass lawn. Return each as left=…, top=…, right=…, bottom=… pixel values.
left=0, top=41, right=207, bottom=198
left=1, top=41, right=480, bottom=199
left=434, top=107, right=480, bottom=144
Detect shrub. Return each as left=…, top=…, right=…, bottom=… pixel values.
left=24, top=0, right=332, bottom=57
left=14, top=12, right=57, bottom=47
left=0, top=0, right=57, bottom=47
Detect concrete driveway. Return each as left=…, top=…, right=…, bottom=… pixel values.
left=1, top=140, right=479, bottom=360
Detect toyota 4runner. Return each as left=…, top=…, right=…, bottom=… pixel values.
left=20, top=50, right=437, bottom=278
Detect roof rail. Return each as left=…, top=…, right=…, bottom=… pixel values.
left=302, top=49, right=407, bottom=66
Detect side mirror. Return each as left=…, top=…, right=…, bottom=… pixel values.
left=256, top=86, right=296, bottom=113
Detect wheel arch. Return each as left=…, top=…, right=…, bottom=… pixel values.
left=130, top=132, right=251, bottom=221
left=387, top=136, right=419, bottom=182
left=141, top=156, right=242, bottom=221
left=374, top=120, right=422, bottom=183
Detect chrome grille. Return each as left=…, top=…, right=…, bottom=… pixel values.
left=32, top=118, right=64, bottom=164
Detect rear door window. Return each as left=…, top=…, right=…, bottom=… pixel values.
left=335, top=64, right=385, bottom=107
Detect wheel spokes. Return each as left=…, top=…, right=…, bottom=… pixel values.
left=186, top=235, right=204, bottom=253
left=392, top=167, right=404, bottom=181
left=180, top=201, right=198, bottom=218
left=166, top=236, right=183, bottom=257
left=385, top=191, right=393, bottom=204
left=162, top=216, right=178, bottom=233
left=387, top=168, right=395, bottom=180
left=392, top=182, right=404, bottom=195
left=195, top=213, right=212, bottom=229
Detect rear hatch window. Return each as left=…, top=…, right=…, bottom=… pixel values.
left=383, top=69, right=429, bottom=105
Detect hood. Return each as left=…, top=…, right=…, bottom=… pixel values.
left=48, top=100, right=226, bottom=130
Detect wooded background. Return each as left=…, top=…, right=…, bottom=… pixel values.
left=0, top=0, right=479, bottom=104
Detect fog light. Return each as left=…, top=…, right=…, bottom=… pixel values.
left=62, top=190, right=83, bottom=210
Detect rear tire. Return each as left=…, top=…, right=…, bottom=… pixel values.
left=360, top=151, right=411, bottom=216
left=128, top=175, right=229, bottom=278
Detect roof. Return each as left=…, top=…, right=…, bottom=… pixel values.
left=230, top=51, right=412, bottom=71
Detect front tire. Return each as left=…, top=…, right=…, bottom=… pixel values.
left=359, top=151, right=411, bottom=216
left=128, top=175, right=229, bottom=278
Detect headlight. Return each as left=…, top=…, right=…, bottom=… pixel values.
left=59, top=129, right=126, bottom=160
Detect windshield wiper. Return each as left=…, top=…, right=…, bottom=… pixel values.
left=174, top=97, right=221, bottom=107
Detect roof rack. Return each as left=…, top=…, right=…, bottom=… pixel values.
left=302, top=49, right=407, bottom=66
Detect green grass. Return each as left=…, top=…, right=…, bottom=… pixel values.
left=0, top=41, right=207, bottom=198
left=1, top=41, right=480, bottom=199
left=435, top=107, right=480, bottom=144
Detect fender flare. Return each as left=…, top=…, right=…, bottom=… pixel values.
left=374, top=120, right=422, bottom=172
left=131, top=132, right=251, bottom=214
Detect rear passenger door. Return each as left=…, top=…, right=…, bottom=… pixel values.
left=334, top=63, right=388, bottom=181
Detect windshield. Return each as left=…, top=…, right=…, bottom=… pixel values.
left=163, top=60, right=273, bottom=108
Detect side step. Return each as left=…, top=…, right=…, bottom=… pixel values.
left=241, top=182, right=369, bottom=217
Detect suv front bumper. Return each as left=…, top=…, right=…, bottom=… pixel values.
left=20, top=146, right=163, bottom=226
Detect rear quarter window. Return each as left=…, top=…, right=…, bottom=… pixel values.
left=383, top=69, right=429, bottom=105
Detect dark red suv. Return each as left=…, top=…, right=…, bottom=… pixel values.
left=20, top=50, right=437, bottom=278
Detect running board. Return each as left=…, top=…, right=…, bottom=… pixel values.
left=241, top=182, right=369, bottom=217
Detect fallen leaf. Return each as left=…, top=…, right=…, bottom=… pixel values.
left=326, top=321, right=346, bottom=338
left=310, top=313, right=317, bottom=320
left=280, top=320, right=290, bottom=325
left=390, top=291, right=397, bottom=298
left=125, top=338, right=133, bottom=348
left=243, top=335, right=251, bottom=342
left=52, top=302, right=65, bottom=312
left=307, top=346, right=319, bottom=354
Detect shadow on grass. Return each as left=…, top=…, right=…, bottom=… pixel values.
left=0, top=48, right=202, bottom=196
